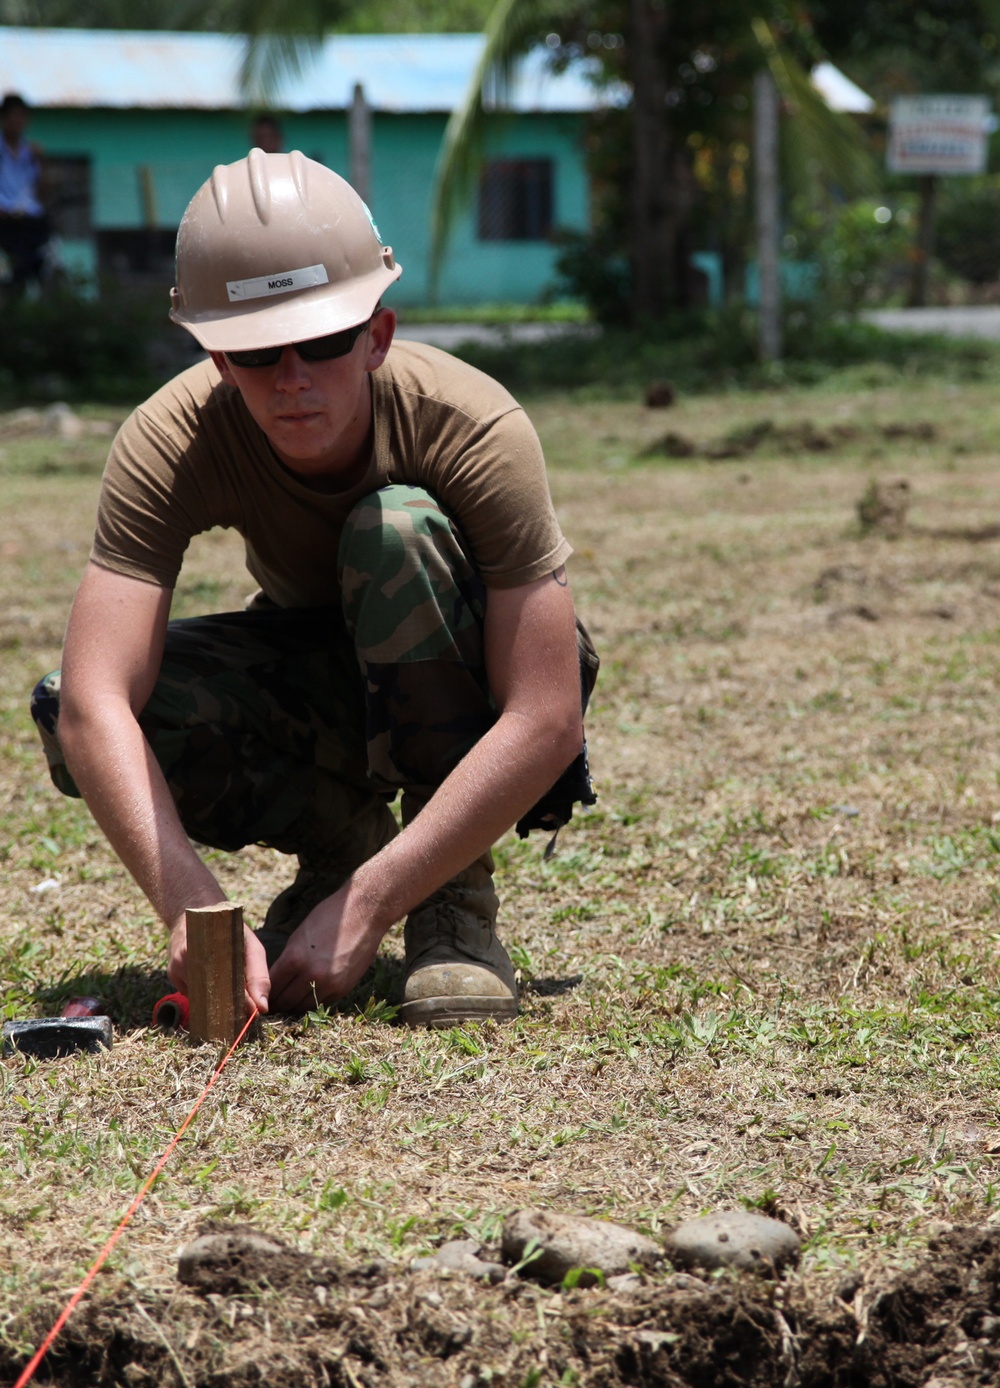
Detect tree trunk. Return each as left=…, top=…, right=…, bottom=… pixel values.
left=627, top=0, right=692, bottom=321
left=907, top=174, right=937, bottom=308
left=754, top=68, right=782, bottom=361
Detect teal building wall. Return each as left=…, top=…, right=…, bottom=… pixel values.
left=28, top=107, right=590, bottom=307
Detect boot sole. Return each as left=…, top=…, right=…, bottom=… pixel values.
left=400, top=995, right=519, bottom=1029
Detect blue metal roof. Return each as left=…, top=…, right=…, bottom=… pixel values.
left=0, top=27, right=610, bottom=113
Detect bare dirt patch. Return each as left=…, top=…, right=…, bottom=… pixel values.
left=8, top=1222, right=1000, bottom=1386
left=643, top=419, right=937, bottom=461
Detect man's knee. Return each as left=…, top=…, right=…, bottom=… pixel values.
left=340, top=485, right=468, bottom=588
left=343, top=483, right=447, bottom=534
left=339, top=485, right=486, bottom=662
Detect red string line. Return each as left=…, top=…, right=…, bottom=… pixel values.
left=14, top=1006, right=260, bottom=1388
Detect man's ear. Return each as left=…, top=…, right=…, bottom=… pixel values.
left=364, top=308, right=396, bottom=372
left=209, top=350, right=236, bottom=386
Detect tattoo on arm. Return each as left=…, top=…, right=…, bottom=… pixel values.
left=552, top=566, right=568, bottom=587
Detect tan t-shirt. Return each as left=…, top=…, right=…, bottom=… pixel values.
left=92, top=338, right=572, bottom=607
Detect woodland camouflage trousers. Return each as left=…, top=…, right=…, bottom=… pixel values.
left=31, top=486, right=597, bottom=855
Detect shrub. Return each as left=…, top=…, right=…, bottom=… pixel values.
left=815, top=200, right=913, bottom=310
left=936, top=179, right=1000, bottom=284
left=550, top=226, right=632, bottom=326
left=453, top=306, right=998, bottom=399
left=0, top=279, right=179, bottom=404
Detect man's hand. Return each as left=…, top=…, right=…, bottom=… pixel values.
left=168, top=916, right=271, bottom=1019
left=267, top=882, right=386, bottom=1014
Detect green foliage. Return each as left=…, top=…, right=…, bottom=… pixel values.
left=0, top=0, right=242, bottom=24
left=811, top=0, right=1000, bottom=105
left=356, top=995, right=400, bottom=1024
left=551, top=227, right=631, bottom=326
left=451, top=311, right=998, bottom=398
left=561, top=1264, right=605, bottom=1288
left=813, top=200, right=914, bottom=310
left=0, top=280, right=169, bottom=404
left=317, top=1181, right=349, bottom=1211
left=330, top=0, right=496, bottom=31
left=507, top=1236, right=544, bottom=1276
left=936, top=179, right=1000, bottom=284
left=0, top=0, right=494, bottom=31
left=401, top=301, right=588, bottom=325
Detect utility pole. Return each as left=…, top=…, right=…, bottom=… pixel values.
left=907, top=174, right=937, bottom=308
left=754, top=69, right=782, bottom=362
left=350, top=82, right=372, bottom=206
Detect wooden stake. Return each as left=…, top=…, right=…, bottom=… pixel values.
left=186, top=903, right=245, bottom=1046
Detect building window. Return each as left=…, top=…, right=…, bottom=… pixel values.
left=478, top=158, right=554, bottom=241
left=96, top=228, right=177, bottom=280
left=45, top=155, right=91, bottom=239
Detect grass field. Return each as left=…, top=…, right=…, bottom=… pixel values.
left=4, top=358, right=1000, bottom=1384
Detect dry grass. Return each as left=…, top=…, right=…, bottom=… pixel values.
left=4, top=371, right=1000, bottom=1381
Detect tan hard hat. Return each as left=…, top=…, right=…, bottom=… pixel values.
left=169, top=149, right=402, bottom=352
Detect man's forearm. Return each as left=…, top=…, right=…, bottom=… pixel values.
left=349, top=570, right=586, bottom=935
left=59, top=700, right=225, bottom=929
left=350, top=703, right=581, bottom=933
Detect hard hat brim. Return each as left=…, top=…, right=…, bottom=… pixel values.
left=171, top=260, right=401, bottom=353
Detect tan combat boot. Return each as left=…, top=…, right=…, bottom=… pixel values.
left=256, top=781, right=398, bottom=967
left=400, top=856, right=518, bottom=1028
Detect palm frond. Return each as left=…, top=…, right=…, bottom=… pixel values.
left=230, top=0, right=349, bottom=107
left=238, top=38, right=312, bottom=105
left=428, top=0, right=576, bottom=295
left=751, top=16, right=878, bottom=204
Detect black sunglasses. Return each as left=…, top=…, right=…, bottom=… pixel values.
left=225, top=320, right=370, bottom=369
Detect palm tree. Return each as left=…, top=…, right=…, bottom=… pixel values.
left=429, top=0, right=878, bottom=321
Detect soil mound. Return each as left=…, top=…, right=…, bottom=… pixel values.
left=7, top=1224, right=1000, bottom=1386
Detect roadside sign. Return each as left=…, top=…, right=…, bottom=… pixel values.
left=887, top=95, right=991, bottom=174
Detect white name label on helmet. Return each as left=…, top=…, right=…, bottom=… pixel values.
left=225, top=264, right=330, bottom=302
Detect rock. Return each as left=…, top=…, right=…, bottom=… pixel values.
left=665, top=1211, right=800, bottom=1275
left=668, top=1273, right=705, bottom=1291
left=1, top=407, right=43, bottom=435
left=42, top=402, right=84, bottom=440
left=411, top=1239, right=506, bottom=1283
left=502, top=1209, right=661, bottom=1286
left=177, top=1229, right=300, bottom=1292
left=607, top=1272, right=643, bottom=1293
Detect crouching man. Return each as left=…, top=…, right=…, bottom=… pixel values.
left=31, top=151, right=597, bottom=1025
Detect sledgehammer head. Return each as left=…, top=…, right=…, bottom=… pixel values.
left=2, top=1015, right=113, bottom=1059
